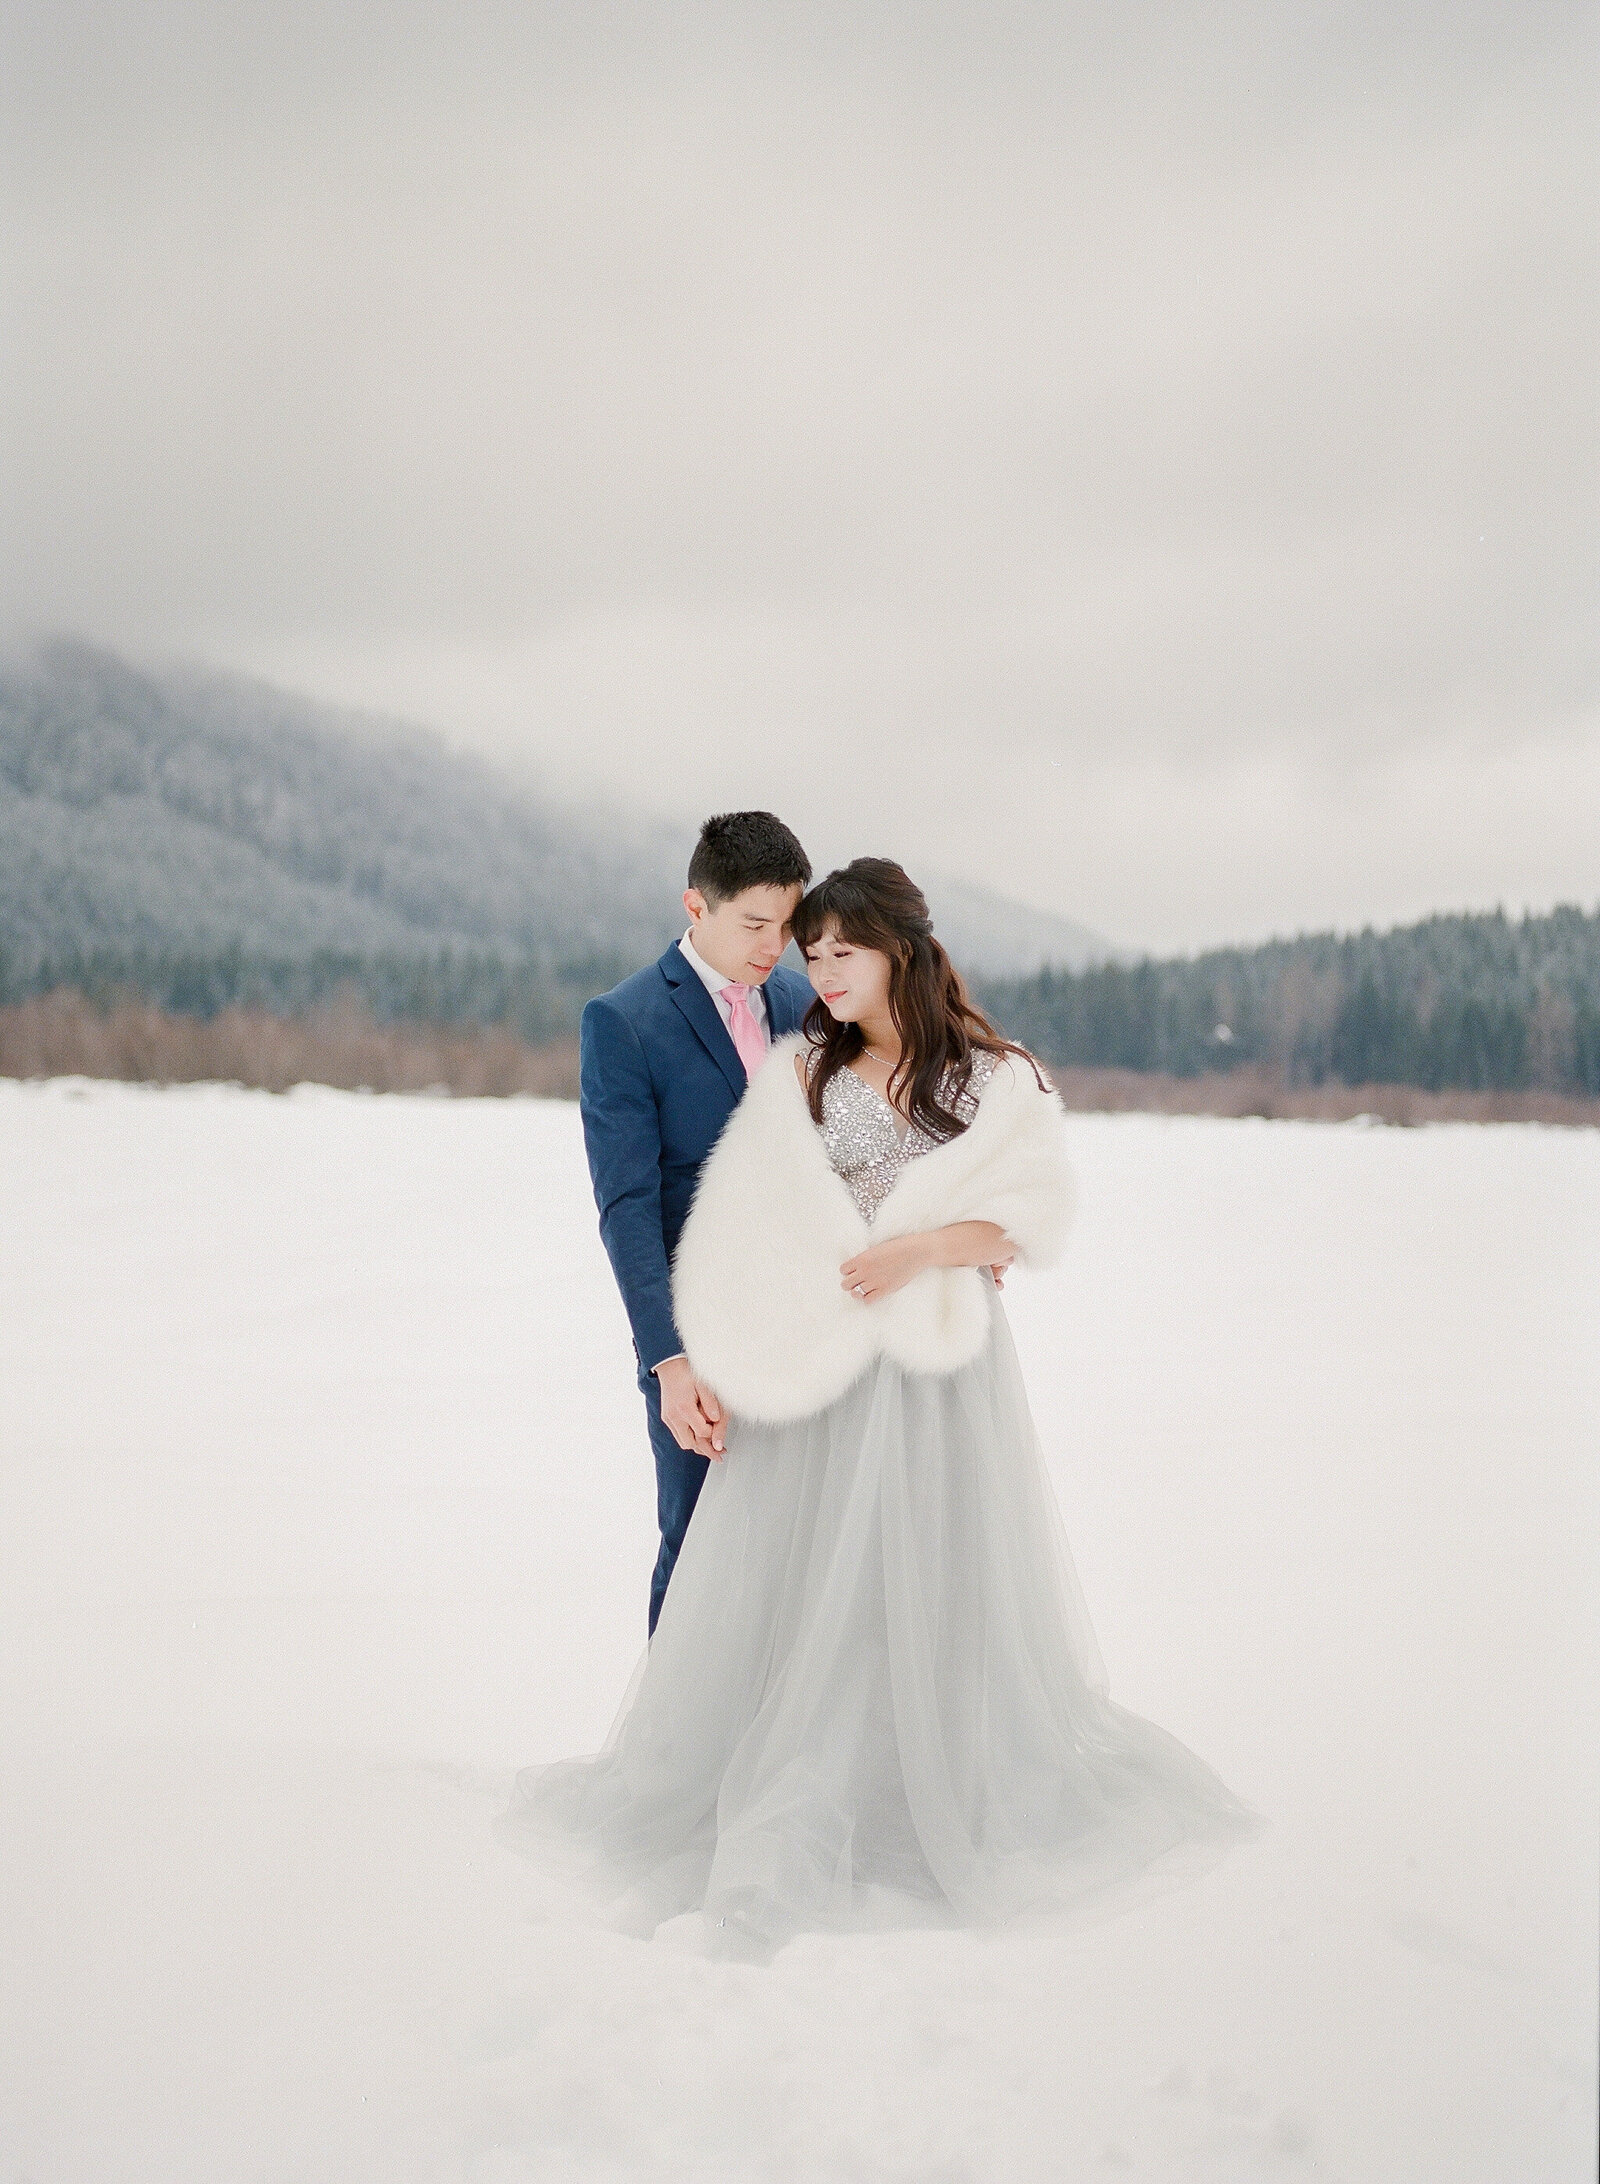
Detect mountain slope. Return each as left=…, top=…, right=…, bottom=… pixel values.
left=0, top=641, right=690, bottom=967
left=0, top=641, right=1114, bottom=979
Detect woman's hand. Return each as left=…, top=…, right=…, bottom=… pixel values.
left=840, top=1221, right=1015, bottom=1304
left=839, top=1234, right=934, bottom=1303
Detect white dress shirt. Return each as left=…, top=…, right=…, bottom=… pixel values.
left=678, top=929, right=771, bottom=1045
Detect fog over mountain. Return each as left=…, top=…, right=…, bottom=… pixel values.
left=0, top=641, right=1114, bottom=979
left=2, top=5, right=1591, bottom=950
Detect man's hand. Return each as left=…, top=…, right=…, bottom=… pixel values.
left=654, top=1354, right=728, bottom=1460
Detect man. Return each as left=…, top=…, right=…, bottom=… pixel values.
left=579, top=811, right=814, bottom=1636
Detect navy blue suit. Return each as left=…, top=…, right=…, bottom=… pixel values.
left=579, top=943, right=815, bottom=1634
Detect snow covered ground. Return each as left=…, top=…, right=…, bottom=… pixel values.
left=1, top=1077, right=1595, bottom=2183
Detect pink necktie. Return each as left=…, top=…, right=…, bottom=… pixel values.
left=720, top=983, right=767, bottom=1081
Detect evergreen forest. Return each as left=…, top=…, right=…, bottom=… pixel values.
left=972, top=907, right=1600, bottom=1095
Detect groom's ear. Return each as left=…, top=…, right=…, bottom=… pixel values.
left=683, top=887, right=710, bottom=925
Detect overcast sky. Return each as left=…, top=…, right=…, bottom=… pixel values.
left=2, top=1, right=1594, bottom=952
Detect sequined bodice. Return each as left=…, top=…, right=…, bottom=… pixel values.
left=816, top=1051, right=996, bottom=1222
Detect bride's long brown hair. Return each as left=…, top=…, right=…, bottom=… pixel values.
left=790, top=858, right=1045, bottom=1141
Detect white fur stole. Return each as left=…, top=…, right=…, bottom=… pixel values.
left=670, top=1033, right=1075, bottom=1422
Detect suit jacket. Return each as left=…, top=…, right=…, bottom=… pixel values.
left=579, top=943, right=815, bottom=1373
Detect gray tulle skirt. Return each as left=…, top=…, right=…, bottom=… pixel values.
left=499, top=1287, right=1265, bottom=1956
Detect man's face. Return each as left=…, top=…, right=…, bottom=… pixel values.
left=683, top=881, right=805, bottom=985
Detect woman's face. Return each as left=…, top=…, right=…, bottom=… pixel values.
left=803, top=925, right=893, bottom=1026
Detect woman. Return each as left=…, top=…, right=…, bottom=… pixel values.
left=500, top=859, right=1264, bottom=1956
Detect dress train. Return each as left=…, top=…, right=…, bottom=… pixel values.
left=500, top=1285, right=1265, bottom=1955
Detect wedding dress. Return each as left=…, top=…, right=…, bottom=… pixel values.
left=499, top=1053, right=1264, bottom=1955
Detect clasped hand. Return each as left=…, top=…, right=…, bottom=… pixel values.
left=655, top=1354, right=728, bottom=1461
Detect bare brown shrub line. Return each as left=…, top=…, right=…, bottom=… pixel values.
left=4, top=992, right=1597, bottom=1125
left=1044, top=1063, right=1600, bottom=1129
left=0, top=991, right=580, bottom=1099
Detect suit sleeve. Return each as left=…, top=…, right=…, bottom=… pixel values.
left=579, top=995, right=684, bottom=1373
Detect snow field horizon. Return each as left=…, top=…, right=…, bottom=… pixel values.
left=1, top=1080, right=1595, bottom=2181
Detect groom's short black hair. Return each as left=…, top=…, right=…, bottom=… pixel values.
left=688, top=811, right=812, bottom=905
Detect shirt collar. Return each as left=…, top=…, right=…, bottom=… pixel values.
left=680, top=926, right=763, bottom=1008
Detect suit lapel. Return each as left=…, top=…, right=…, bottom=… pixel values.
left=768, top=974, right=798, bottom=1039
left=660, top=945, right=748, bottom=1102
left=768, top=969, right=812, bottom=1043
